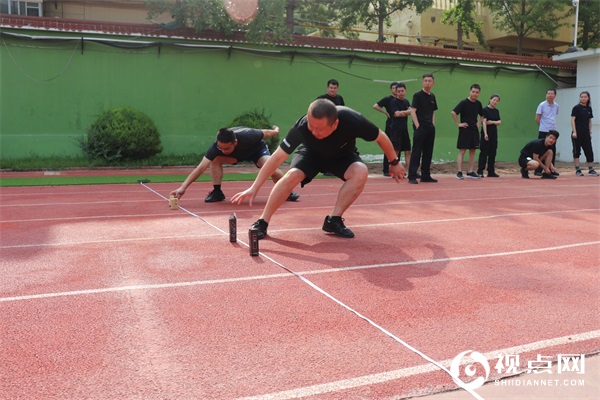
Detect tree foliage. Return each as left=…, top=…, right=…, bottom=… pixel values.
left=441, top=0, right=484, bottom=49
left=334, top=0, right=433, bottom=42
left=576, top=0, right=600, bottom=49
left=482, top=0, right=572, bottom=55
left=146, top=0, right=340, bottom=42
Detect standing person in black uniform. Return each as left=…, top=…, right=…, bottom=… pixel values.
left=407, top=73, right=438, bottom=184
left=452, top=84, right=484, bottom=179
left=231, top=99, right=405, bottom=240
left=389, top=83, right=413, bottom=174
left=571, top=91, right=598, bottom=176
left=170, top=126, right=300, bottom=203
left=316, top=79, right=345, bottom=106
left=373, top=82, right=398, bottom=176
left=477, top=94, right=502, bottom=177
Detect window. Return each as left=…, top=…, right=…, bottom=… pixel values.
left=8, top=0, right=43, bottom=16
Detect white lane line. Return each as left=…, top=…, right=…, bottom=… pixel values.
left=2, top=209, right=597, bottom=249
left=235, top=330, right=600, bottom=400
left=1, top=241, right=597, bottom=303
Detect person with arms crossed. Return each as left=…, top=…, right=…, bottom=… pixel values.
left=535, top=88, right=560, bottom=176
left=373, top=81, right=398, bottom=176
left=389, top=83, right=413, bottom=174
left=518, top=130, right=560, bottom=179
left=407, top=73, right=438, bottom=184
left=477, top=94, right=502, bottom=177
left=571, top=91, right=597, bottom=176
left=170, top=126, right=300, bottom=203
left=452, top=84, right=484, bottom=179
left=231, top=99, right=405, bottom=240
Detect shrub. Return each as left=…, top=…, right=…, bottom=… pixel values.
left=227, top=108, right=279, bottom=154
left=80, top=107, right=162, bottom=161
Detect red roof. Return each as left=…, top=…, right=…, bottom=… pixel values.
left=0, top=14, right=576, bottom=70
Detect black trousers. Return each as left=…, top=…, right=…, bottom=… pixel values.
left=409, top=124, right=435, bottom=180
left=478, top=131, right=498, bottom=174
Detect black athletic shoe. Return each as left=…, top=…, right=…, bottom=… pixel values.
left=408, top=179, right=419, bottom=184
left=576, top=169, right=584, bottom=176
left=322, top=216, right=355, bottom=238
left=541, top=173, right=557, bottom=179
left=250, top=219, right=268, bottom=240
left=420, top=177, right=438, bottom=183
left=466, top=172, right=480, bottom=179
left=487, top=173, right=500, bottom=178
left=205, top=189, right=225, bottom=202
left=551, top=171, right=560, bottom=176
left=521, top=168, right=529, bottom=179
left=287, top=192, right=300, bottom=201
left=589, top=169, right=599, bottom=176
left=534, top=170, right=543, bottom=177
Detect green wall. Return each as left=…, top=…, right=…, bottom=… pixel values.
left=0, top=30, right=557, bottom=162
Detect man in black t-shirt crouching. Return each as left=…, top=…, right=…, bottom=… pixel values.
left=518, top=130, right=559, bottom=179
left=170, top=126, right=300, bottom=203
left=231, top=99, right=405, bottom=240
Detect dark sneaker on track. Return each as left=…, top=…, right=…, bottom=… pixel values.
left=322, top=216, right=355, bottom=238
left=466, top=172, right=480, bottom=179
left=589, top=169, right=599, bottom=176
left=541, top=173, right=557, bottom=179
left=487, top=173, right=500, bottom=178
left=576, top=169, right=584, bottom=176
left=551, top=171, right=560, bottom=176
left=456, top=172, right=464, bottom=180
left=408, top=179, right=419, bottom=184
left=521, top=168, right=529, bottom=179
left=250, top=219, right=268, bottom=240
left=287, top=192, right=300, bottom=201
left=420, top=177, right=438, bottom=183
left=205, top=189, right=225, bottom=202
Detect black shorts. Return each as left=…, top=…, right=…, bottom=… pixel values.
left=389, top=129, right=411, bottom=152
left=457, top=126, right=479, bottom=150
left=231, top=145, right=271, bottom=166
left=518, top=156, right=532, bottom=168
left=290, top=146, right=363, bottom=187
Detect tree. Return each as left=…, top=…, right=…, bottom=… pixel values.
left=441, top=0, right=484, bottom=49
left=576, top=0, right=600, bottom=49
left=146, top=0, right=340, bottom=42
left=146, top=0, right=290, bottom=43
left=483, top=0, right=572, bottom=56
left=334, top=0, right=434, bottom=42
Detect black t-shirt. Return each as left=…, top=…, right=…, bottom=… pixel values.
left=204, top=127, right=265, bottom=160
left=280, top=107, right=379, bottom=160
left=452, top=98, right=484, bottom=127
left=389, top=97, right=410, bottom=132
left=520, top=138, right=550, bottom=158
left=411, top=90, right=438, bottom=126
left=482, top=106, right=501, bottom=136
left=571, top=104, right=593, bottom=136
left=377, top=95, right=395, bottom=131
left=316, top=93, right=345, bottom=106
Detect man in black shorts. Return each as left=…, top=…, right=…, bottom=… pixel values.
left=231, top=99, right=405, bottom=239
left=518, top=130, right=559, bottom=179
left=452, top=84, right=484, bottom=179
left=373, top=81, right=398, bottom=176
left=170, top=126, right=300, bottom=203
left=389, top=83, right=413, bottom=175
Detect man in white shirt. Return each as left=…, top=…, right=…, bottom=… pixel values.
left=535, top=88, right=560, bottom=176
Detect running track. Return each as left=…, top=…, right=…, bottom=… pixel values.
left=1, top=173, right=599, bottom=399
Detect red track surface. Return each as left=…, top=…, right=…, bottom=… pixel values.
left=1, top=174, right=599, bottom=399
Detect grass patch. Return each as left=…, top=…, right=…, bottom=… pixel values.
left=0, top=173, right=258, bottom=187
